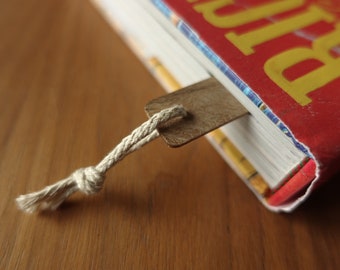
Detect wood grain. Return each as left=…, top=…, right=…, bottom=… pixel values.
left=145, top=78, right=248, bottom=147
left=0, top=0, right=339, bottom=269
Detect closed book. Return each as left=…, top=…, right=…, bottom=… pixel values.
left=91, top=0, right=340, bottom=212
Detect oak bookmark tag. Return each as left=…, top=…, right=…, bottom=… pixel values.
left=145, top=77, right=248, bottom=147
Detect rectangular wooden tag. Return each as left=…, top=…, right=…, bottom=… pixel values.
left=145, top=77, right=248, bottom=147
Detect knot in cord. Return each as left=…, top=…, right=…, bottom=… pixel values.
left=73, top=166, right=105, bottom=195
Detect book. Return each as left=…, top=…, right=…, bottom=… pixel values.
left=91, top=0, right=340, bottom=212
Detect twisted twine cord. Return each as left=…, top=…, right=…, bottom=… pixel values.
left=16, top=105, right=187, bottom=213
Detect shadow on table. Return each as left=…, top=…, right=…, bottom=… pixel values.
left=40, top=172, right=340, bottom=230
left=292, top=172, right=340, bottom=227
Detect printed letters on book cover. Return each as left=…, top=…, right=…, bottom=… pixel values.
left=152, top=0, right=340, bottom=210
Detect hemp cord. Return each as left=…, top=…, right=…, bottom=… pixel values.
left=16, top=105, right=187, bottom=213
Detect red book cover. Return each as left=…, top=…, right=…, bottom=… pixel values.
left=155, top=0, right=340, bottom=210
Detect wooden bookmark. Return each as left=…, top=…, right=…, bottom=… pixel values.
left=145, top=77, right=248, bottom=147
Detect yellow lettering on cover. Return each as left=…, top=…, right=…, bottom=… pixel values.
left=226, top=6, right=334, bottom=55
left=192, top=0, right=304, bottom=28
left=264, top=23, right=340, bottom=106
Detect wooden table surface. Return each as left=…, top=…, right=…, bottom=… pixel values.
left=1, top=0, right=339, bottom=269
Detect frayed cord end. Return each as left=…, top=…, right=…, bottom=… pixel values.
left=16, top=166, right=105, bottom=213
left=16, top=178, right=78, bottom=213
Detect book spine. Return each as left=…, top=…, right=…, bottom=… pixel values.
left=267, top=159, right=316, bottom=206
